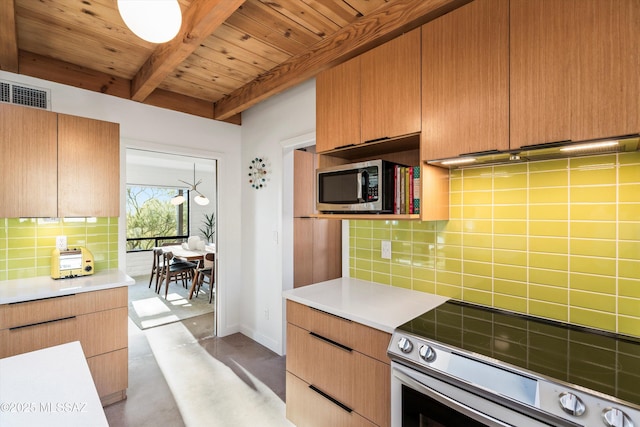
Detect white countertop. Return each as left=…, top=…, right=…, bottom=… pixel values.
left=0, top=341, right=108, bottom=427
left=0, top=269, right=134, bottom=304
left=282, top=277, right=449, bottom=333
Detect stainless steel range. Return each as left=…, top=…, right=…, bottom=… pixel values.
left=388, top=300, right=640, bottom=427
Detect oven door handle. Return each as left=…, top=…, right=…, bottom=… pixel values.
left=393, top=367, right=512, bottom=427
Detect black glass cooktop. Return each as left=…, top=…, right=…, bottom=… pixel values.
left=397, top=300, right=640, bottom=407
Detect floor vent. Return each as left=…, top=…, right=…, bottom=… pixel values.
left=0, top=80, right=51, bottom=110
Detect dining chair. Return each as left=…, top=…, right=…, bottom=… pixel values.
left=148, top=248, right=165, bottom=290
left=194, top=252, right=215, bottom=303
left=158, top=251, right=197, bottom=298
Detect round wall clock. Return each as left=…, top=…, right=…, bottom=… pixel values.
left=248, top=157, right=268, bottom=189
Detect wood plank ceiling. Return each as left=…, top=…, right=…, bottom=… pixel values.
left=0, top=0, right=469, bottom=124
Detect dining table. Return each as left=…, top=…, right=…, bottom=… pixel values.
left=160, top=244, right=215, bottom=299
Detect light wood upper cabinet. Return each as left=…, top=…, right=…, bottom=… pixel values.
left=422, top=0, right=510, bottom=160
left=58, top=114, right=120, bottom=217
left=510, top=0, right=572, bottom=147
left=0, top=104, right=58, bottom=217
left=316, top=28, right=421, bottom=153
left=510, top=0, right=639, bottom=147
left=0, top=104, right=120, bottom=218
left=316, top=58, right=361, bottom=153
left=360, top=28, right=421, bottom=143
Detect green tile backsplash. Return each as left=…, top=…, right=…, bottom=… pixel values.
left=0, top=217, right=118, bottom=280
left=350, top=152, right=640, bottom=337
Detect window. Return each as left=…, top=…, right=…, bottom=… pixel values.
left=126, top=185, right=189, bottom=251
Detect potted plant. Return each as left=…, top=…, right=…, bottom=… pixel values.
left=199, top=212, right=215, bottom=244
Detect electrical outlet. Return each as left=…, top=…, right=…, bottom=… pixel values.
left=56, top=235, right=67, bottom=250
left=381, top=240, right=391, bottom=259
left=264, top=308, right=270, bottom=320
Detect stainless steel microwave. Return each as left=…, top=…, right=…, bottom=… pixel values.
left=316, top=159, right=401, bottom=213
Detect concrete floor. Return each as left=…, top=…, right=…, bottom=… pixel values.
left=104, top=314, right=291, bottom=427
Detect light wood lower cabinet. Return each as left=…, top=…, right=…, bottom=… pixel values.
left=286, top=300, right=391, bottom=427
left=0, top=287, right=128, bottom=405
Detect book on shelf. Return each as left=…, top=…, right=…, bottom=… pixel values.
left=393, top=165, right=420, bottom=215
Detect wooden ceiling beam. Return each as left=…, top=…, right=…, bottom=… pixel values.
left=130, top=0, right=246, bottom=102
left=17, top=51, right=243, bottom=124
left=0, top=0, right=19, bottom=72
left=213, top=0, right=471, bottom=120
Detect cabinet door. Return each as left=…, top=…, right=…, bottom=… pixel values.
left=571, top=0, right=640, bottom=140
left=294, top=218, right=314, bottom=287
left=0, top=104, right=58, bottom=217
left=422, top=0, right=509, bottom=160
left=57, top=114, right=119, bottom=217
left=294, top=150, right=316, bottom=217
left=312, top=219, right=342, bottom=283
left=87, top=348, right=128, bottom=402
left=361, top=27, right=421, bottom=143
left=510, top=0, right=572, bottom=147
left=316, top=57, right=361, bottom=152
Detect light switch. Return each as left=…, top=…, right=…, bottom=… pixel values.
left=381, top=240, right=391, bottom=259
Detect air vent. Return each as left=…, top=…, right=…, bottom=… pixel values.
left=0, top=80, right=51, bottom=110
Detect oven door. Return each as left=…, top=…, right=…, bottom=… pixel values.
left=391, top=362, right=576, bottom=427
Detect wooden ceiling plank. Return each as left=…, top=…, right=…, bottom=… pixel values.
left=16, top=16, right=144, bottom=79
left=225, top=11, right=307, bottom=56
left=237, top=0, right=322, bottom=47
left=214, top=0, right=471, bottom=119
left=201, top=34, right=280, bottom=72
left=299, top=0, right=362, bottom=27
left=213, top=24, right=291, bottom=64
left=182, top=51, right=256, bottom=84
left=131, top=0, right=246, bottom=102
left=0, top=0, right=19, bottom=72
left=256, top=0, right=341, bottom=37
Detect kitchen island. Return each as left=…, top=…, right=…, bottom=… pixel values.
left=0, top=341, right=108, bottom=427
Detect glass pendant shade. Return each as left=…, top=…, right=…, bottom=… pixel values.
left=170, top=194, right=185, bottom=205
left=117, top=0, right=182, bottom=43
left=194, top=194, right=210, bottom=206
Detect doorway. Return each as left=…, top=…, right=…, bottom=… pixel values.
left=125, top=148, right=218, bottom=335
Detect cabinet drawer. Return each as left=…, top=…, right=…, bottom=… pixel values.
left=87, top=348, right=128, bottom=400
left=286, top=372, right=376, bottom=427
left=287, top=300, right=391, bottom=363
left=78, top=307, right=128, bottom=357
left=76, top=287, right=128, bottom=314
left=287, top=323, right=356, bottom=408
left=287, top=323, right=391, bottom=427
left=0, top=316, right=77, bottom=358
left=0, top=294, right=77, bottom=330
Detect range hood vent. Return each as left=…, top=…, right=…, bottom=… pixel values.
left=0, top=80, right=51, bottom=110
left=428, top=135, right=640, bottom=169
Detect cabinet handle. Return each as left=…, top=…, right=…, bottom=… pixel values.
left=8, top=293, right=76, bottom=305
left=334, top=143, right=356, bottom=150
left=363, top=136, right=390, bottom=144
left=9, top=316, right=76, bottom=331
left=310, top=306, right=352, bottom=323
left=309, top=331, right=352, bottom=353
left=308, top=385, right=353, bottom=413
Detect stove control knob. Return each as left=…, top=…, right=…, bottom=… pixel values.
left=397, top=337, right=413, bottom=353
left=602, top=407, right=633, bottom=427
left=559, top=392, right=586, bottom=416
left=419, top=345, right=436, bottom=362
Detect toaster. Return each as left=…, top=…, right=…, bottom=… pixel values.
left=51, top=247, right=95, bottom=279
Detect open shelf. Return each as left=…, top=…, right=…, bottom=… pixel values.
left=313, top=213, right=421, bottom=220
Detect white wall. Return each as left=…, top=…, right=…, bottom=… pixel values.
left=0, top=71, right=243, bottom=338
left=240, top=78, right=316, bottom=355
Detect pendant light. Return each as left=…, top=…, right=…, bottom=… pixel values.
left=171, top=164, right=209, bottom=206
left=117, top=0, right=182, bottom=44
